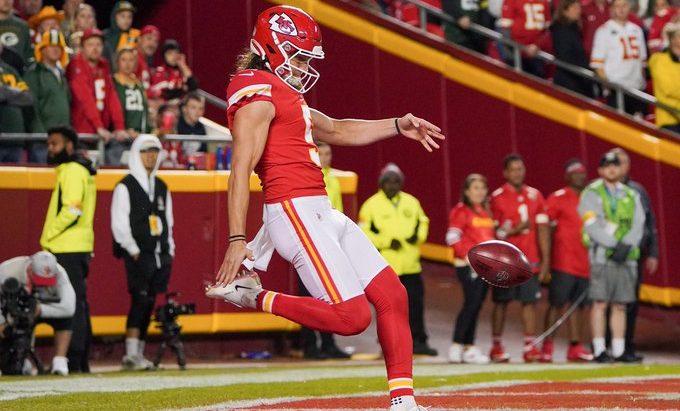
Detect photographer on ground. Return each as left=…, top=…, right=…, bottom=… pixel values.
left=0, top=251, right=75, bottom=376
left=112, top=135, right=174, bottom=371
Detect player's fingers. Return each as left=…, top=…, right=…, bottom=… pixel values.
left=420, top=139, right=433, bottom=152
left=427, top=129, right=445, bottom=140
left=426, top=136, right=440, bottom=149
left=419, top=119, right=442, bottom=133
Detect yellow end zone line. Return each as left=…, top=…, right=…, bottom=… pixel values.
left=272, top=0, right=680, bottom=168
left=34, top=312, right=300, bottom=338
left=0, top=167, right=358, bottom=193
left=420, top=242, right=680, bottom=307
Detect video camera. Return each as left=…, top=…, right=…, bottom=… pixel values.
left=152, top=292, right=195, bottom=370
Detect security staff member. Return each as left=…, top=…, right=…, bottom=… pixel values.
left=40, top=125, right=97, bottom=373
left=359, top=163, right=436, bottom=356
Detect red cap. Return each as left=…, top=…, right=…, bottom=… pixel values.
left=28, top=251, right=58, bottom=287
left=141, top=25, right=160, bottom=37
left=81, top=27, right=104, bottom=43
left=566, top=162, right=587, bottom=174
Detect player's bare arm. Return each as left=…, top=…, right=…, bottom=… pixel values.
left=215, top=101, right=274, bottom=286
left=537, top=223, right=551, bottom=281
left=310, top=109, right=445, bottom=152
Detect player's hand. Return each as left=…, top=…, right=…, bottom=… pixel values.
left=215, top=241, right=254, bottom=286
left=525, top=44, right=539, bottom=57
left=114, top=129, right=129, bottom=142
left=646, top=257, right=658, bottom=275
left=513, top=220, right=529, bottom=234
left=458, top=16, right=471, bottom=29
left=538, top=264, right=550, bottom=283
left=396, top=113, right=445, bottom=152
left=97, top=127, right=112, bottom=143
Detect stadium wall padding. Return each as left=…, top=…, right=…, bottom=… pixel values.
left=137, top=0, right=680, bottom=306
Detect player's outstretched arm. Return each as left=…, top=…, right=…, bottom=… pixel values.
left=215, top=101, right=273, bottom=286
left=311, top=109, right=444, bottom=151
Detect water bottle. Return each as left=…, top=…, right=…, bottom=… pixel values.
left=215, top=145, right=224, bottom=170
left=224, top=146, right=232, bottom=170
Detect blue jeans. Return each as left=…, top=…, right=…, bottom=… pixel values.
left=0, top=145, right=22, bottom=163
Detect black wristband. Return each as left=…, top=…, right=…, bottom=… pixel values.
left=229, top=235, right=246, bottom=243
left=394, top=118, right=401, bottom=135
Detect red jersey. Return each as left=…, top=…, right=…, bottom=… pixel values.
left=500, top=0, right=552, bottom=46
left=226, top=69, right=326, bottom=204
left=490, top=183, right=548, bottom=267
left=135, top=53, right=152, bottom=93
left=546, top=187, right=589, bottom=278
left=581, top=0, right=609, bottom=58
left=446, top=203, right=495, bottom=260
left=648, top=7, right=678, bottom=53
left=67, top=53, right=124, bottom=134
left=150, top=63, right=184, bottom=101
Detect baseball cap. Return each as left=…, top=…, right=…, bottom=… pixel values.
left=81, top=27, right=104, bottom=43
left=141, top=25, right=160, bottom=37
left=115, top=1, right=137, bottom=14
left=139, top=137, right=162, bottom=152
left=565, top=159, right=587, bottom=174
left=29, top=251, right=58, bottom=287
left=599, top=151, right=621, bottom=167
left=161, top=39, right=181, bottom=55
left=378, top=162, right=405, bottom=185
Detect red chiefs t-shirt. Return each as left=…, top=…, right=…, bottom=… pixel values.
left=500, top=0, right=552, bottom=46
left=447, top=203, right=495, bottom=260
left=490, top=183, right=548, bottom=267
left=226, top=69, right=326, bottom=203
left=581, top=0, right=609, bottom=58
left=546, top=187, right=589, bottom=278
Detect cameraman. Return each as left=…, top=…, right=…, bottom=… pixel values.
left=112, top=135, right=174, bottom=370
left=0, top=251, right=75, bottom=376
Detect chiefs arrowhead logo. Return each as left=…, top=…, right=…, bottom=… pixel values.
left=269, top=13, right=298, bottom=36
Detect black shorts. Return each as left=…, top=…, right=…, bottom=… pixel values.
left=549, top=270, right=590, bottom=307
left=124, top=252, right=172, bottom=295
left=36, top=316, right=72, bottom=332
left=492, top=275, right=541, bottom=304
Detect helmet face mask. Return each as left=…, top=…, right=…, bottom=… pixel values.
left=250, top=6, right=324, bottom=93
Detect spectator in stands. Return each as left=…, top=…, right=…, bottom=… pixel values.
left=27, top=5, right=63, bottom=38
left=17, top=0, right=40, bottom=21
left=112, top=135, right=174, bottom=371
left=539, top=159, right=593, bottom=363
left=647, top=0, right=678, bottom=53
left=359, top=163, right=437, bottom=356
left=591, top=0, right=647, bottom=116
left=60, top=0, right=82, bottom=36
left=114, top=47, right=149, bottom=140
left=67, top=3, right=96, bottom=55
left=0, top=0, right=33, bottom=66
left=103, top=1, right=139, bottom=67
left=151, top=39, right=198, bottom=103
left=578, top=151, right=645, bottom=363
left=135, top=25, right=160, bottom=90
left=41, top=125, right=97, bottom=373
left=24, top=29, right=71, bottom=163
left=0, top=45, right=34, bottom=163
left=443, top=0, right=487, bottom=53
left=446, top=173, right=493, bottom=364
left=551, top=0, right=595, bottom=98
left=0, top=251, right=76, bottom=376
left=298, top=141, right=351, bottom=360
left=177, top=92, right=206, bottom=155
left=610, top=147, right=659, bottom=362
left=649, top=22, right=680, bottom=133
left=499, top=0, right=552, bottom=77
left=67, top=27, right=128, bottom=165
left=581, top=0, right=610, bottom=60
left=489, top=154, right=550, bottom=363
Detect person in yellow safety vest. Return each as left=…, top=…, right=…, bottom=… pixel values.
left=318, top=141, right=343, bottom=212
left=40, top=125, right=97, bottom=373
left=359, top=163, right=437, bottom=356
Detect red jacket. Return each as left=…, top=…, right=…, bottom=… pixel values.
left=67, top=53, right=124, bottom=133
left=150, top=63, right=185, bottom=101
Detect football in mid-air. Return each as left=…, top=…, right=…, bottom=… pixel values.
left=467, top=240, right=534, bottom=288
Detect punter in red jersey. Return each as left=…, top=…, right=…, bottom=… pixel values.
left=499, top=0, right=552, bottom=77
left=446, top=174, right=494, bottom=364
left=489, top=154, right=550, bottom=363
left=205, top=6, right=444, bottom=411
left=539, top=159, right=593, bottom=363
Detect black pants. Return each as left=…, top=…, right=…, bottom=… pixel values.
left=124, top=253, right=172, bottom=340
left=453, top=266, right=488, bottom=345
left=297, top=278, right=337, bottom=351
left=606, top=93, right=648, bottom=116
left=399, top=273, right=428, bottom=344
left=55, top=252, right=92, bottom=373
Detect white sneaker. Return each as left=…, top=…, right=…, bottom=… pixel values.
left=462, top=346, right=490, bottom=364
left=389, top=406, right=428, bottom=411
left=122, top=354, right=154, bottom=371
left=205, top=271, right=262, bottom=309
left=448, top=343, right=463, bottom=363
left=51, top=356, right=69, bottom=376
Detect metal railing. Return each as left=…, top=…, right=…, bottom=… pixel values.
left=371, top=0, right=680, bottom=124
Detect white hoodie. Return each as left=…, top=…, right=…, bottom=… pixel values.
left=111, top=135, right=175, bottom=259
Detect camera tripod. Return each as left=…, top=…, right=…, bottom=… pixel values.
left=152, top=313, right=188, bottom=370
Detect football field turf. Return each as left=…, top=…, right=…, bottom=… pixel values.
left=2, top=362, right=679, bottom=410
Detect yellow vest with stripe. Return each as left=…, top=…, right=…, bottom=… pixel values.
left=322, top=167, right=343, bottom=212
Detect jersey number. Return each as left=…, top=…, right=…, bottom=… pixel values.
left=619, top=35, right=640, bottom=60
left=523, top=3, right=545, bottom=30
left=302, top=105, right=320, bottom=166
left=125, top=89, right=145, bottom=111
left=94, top=78, right=106, bottom=111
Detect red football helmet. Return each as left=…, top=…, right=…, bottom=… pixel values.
left=250, top=5, right=324, bottom=93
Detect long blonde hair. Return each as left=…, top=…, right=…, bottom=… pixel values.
left=234, top=49, right=267, bottom=72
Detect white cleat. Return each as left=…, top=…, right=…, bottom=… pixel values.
left=205, top=271, right=262, bottom=309
left=51, top=356, right=69, bottom=376
left=448, top=343, right=463, bottom=363
left=122, top=354, right=154, bottom=371
left=462, top=345, right=490, bottom=364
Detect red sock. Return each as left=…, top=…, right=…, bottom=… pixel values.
left=257, top=291, right=371, bottom=336
left=492, top=335, right=502, bottom=346
left=365, top=267, right=414, bottom=399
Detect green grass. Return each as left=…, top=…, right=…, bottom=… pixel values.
left=2, top=364, right=679, bottom=410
